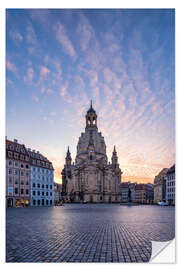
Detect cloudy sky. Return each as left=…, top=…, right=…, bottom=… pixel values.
left=6, top=9, right=175, bottom=184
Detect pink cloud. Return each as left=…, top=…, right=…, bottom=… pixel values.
left=24, top=67, right=34, bottom=82
left=6, top=60, right=17, bottom=74
left=40, top=66, right=50, bottom=77
left=60, top=82, right=68, bottom=97
left=54, top=22, right=76, bottom=58
left=47, top=88, right=55, bottom=95
left=77, top=13, right=94, bottom=52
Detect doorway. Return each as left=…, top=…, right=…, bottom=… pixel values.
left=7, top=198, right=13, bottom=207
left=89, top=195, right=93, bottom=203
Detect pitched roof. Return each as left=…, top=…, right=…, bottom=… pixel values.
left=154, top=168, right=168, bottom=184
left=167, top=164, right=175, bottom=174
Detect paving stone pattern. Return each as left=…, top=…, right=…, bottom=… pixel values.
left=6, top=204, right=175, bottom=263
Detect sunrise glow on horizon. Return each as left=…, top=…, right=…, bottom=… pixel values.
left=6, top=9, right=175, bottom=185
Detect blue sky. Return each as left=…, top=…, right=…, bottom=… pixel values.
left=6, top=9, right=175, bottom=183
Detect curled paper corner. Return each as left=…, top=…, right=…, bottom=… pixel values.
left=150, top=239, right=175, bottom=263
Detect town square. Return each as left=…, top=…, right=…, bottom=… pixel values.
left=5, top=8, right=175, bottom=264
left=6, top=204, right=175, bottom=262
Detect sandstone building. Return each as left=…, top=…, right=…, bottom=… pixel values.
left=61, top=102, right=122, bottom=203
left=153, top=168, right=168, bottom=204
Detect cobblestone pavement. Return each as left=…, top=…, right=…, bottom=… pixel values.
left=6, top=204, right=175, bottom=263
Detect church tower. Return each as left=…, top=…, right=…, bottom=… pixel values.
left=65, top=146, right=72, bottom=167
left=85, top=100, right=97, bottom=131
left=111, top=146, right=118, bottom=166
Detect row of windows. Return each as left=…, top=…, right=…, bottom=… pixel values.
left=167, top=187, right=175, bottom=193
left=8, top=168, right=29, bottom=177
left=32, top=159, right=52, bottom=168
left=8, top=151, right=29, bottom=161
left=32, top=167, right=53, bottom=174
left=32, top=183, right=53, bottom=189
left=8, top=152, right=52, bottom=169
left=30, top=152, right=47, bottom=161
left=14, top=188, right=29, bottom=195
left=32, top=199, right=53, bottom=206
left=32, top=175, right=53, bottom=182
left=168, top=194, right=175, bottom=198
left=32, top=191, right=53, bottom=196
left=7, top=144, right=25, bottom=153
left=167, top=181, right=175, bottom=186
left=8, top=160, right=29, bottom=169
left=168, top=175, right=175, bottom=180
left=121, top=195, right=128, bottom=199
left=8, top=160, right=53, bottom=173
left=8, top=177, right=29, bottom=185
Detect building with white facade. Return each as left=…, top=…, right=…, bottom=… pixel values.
left=29, top=149, right=54, bottom=206
left=166, top=164, right=175, bottom=205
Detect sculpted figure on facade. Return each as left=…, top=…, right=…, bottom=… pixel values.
left=61, top=101, right=122, bottom=203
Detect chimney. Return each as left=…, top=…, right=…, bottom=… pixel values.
left=14, top=139, right=18, bottom=143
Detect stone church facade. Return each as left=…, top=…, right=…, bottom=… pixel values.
left=61, top=102, right=122, bottom=203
